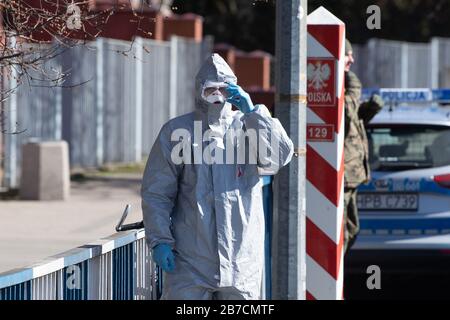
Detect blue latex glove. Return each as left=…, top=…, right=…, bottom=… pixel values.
left=226, top=83, right=255, bottom=113
left=152, top=244, right=175, bottom=272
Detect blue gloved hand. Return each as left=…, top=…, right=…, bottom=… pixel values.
left=226, top=83, right=255, bottom=113
left=152, top=244, right=175, bottom=272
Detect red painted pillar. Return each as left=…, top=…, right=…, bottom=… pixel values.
left=306, top=6, right=345, bottom=300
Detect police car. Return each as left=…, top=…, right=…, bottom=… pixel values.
left=346, top=89, right=450, bottom=292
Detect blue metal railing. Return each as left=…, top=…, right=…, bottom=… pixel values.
left=262, top=175, right=273, bottom=299
left=63, top=261, right=89, bottom=300
left=0, top=229, right=159, bottom=300
left=0, top=282, right=32, bottom=300
left=112, top=244, right=134, bottom=300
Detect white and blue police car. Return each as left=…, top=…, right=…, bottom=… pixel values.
left=346, top=89, right=450, bottom=295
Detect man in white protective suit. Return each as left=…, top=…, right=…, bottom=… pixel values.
left=141, top=53, right=294, bottom=300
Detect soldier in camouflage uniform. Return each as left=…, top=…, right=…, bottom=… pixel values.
left=344, top=39, right=384, bottom=253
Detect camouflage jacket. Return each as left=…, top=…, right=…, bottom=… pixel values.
left=344, top=71, right=383, bottom=188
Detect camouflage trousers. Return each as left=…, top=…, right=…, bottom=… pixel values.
left=344, top=188, right=360, bottom=254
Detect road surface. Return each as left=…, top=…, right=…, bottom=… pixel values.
left=0, top=175, right=143, bottom=273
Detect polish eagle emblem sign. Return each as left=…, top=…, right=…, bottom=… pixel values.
left=307, top=58, right=336, bottom=107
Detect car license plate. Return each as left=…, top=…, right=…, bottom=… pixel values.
left=357, top=193, right=419, bottom=211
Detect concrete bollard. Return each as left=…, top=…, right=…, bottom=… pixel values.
left=20, top=141, right=70, bottom=200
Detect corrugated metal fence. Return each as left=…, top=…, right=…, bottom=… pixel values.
left=352, top=37, right=450, bottom=88
left=2, top=36, right=212, bottom=189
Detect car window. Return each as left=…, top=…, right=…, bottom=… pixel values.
left=366, top=125, right=450, bottom=171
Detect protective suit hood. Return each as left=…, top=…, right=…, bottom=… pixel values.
left=195, top=54, right=238, bottom=144
left=195, top=54, right=237, bottom=113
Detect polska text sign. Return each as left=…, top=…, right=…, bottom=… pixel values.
left=307, top=58, right=336, bottom=107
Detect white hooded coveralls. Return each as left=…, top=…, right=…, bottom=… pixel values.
left=141, top=54, right=294, bottom=300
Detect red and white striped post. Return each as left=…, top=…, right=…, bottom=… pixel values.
left=306, top=6, right=345, bottom=300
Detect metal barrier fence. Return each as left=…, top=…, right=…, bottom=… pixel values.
left=3, top=36, right=450, bottom=189
left=0, top=229, right=161, bottom=300
left=1, top=36, right=212, bottom=189
left=352, top=37, right=450, bottom=89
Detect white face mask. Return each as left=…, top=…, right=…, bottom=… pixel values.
left=200, top=83, right=234, bottom=143
left=202, top=81, right=229, bottom=105
left=204, top=89, right=226, bottom=104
